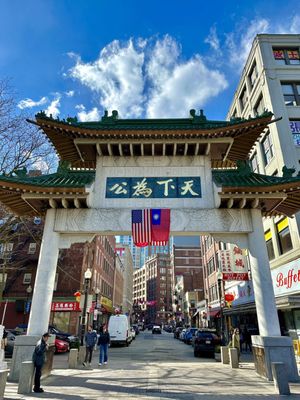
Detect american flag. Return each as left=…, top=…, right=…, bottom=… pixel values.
left=131, top=209, right=170, bottom=247
left=132, top=209, right=151, bottom=247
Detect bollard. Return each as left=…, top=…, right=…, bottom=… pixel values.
left=271, top=362, right=290, bottom=395
left=221, top=346, right=229, bottom=364
left=68, top=348, right=79, bottom=369
left=0, top=369, right=9, bottom=399
left=229, top=348, right=239, bottom=369
left=17, top=361, right=34, bottom=394
left=78, top=346, right=86, bottom=365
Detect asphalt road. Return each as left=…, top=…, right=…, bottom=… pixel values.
left=4, top=330, right=300, bottom=399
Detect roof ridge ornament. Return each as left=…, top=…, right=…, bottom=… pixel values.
left=189, top=109, right=207, bottom=123
left=101, top=110, right=119, bottom=123
left=57, top=160, right=71, bottom=175
left=236, top=160, right=252, bottom=175
left=282, top=165, right=296, bottom=178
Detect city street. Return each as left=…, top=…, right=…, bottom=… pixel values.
left=4, top=330, right=300, bottom=399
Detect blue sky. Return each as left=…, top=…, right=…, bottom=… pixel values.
left=1, top=0, right=300, bottom=121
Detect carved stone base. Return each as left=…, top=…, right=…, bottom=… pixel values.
left=252, top=335, right=299, bottom=382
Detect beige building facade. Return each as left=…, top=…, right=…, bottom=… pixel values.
left=227, top=34, right=300, bottom=336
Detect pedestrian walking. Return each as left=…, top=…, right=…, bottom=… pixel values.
left=98, top=324, right=110, bottom=366
left=243, top=327, right=252, bottom=352
left=231, top=328, right=241, bottom=361
left=83, top=325, right=98, bottom=367
left=32, top=332, right=49, bottom=393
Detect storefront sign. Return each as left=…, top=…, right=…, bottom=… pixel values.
left=101, top=296, right=113, bottom=308
left=51, top=301, right=81, bottom=312
left=106, top=176, right=201, bottom=198
left=272, top=258, right=300, bottom=296
left=218, top=247, right=249, bottom=280
left=225, top=281, right=254, bottom=306
left=289, top=121, right=300, bottom=146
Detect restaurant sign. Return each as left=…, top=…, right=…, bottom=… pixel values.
left=218, top=247, right=249, bottom=281
left=106, top=176, right=201, bottom=198
left=271, top=257, right=300, bottom=296
left=51, top=301, right=81, bottom=312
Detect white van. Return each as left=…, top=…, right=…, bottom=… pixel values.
left=108, top=314, right=132, bottom=346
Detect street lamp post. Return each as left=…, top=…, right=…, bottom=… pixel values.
left=217, top=271, right=224, bottom=341
left=93, top=287, right=100, bottom=331
left=80, top=268, right=92, bottom=346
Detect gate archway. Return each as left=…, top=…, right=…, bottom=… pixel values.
left=1, top=109, right=300, bottom=381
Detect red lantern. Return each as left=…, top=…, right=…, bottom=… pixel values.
left=225, top=293, right=235, bottom=302
left=74, top=291, right=81, bottom=303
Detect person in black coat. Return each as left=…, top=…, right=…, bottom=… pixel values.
left=98, top=324, right=110, bottom=366
left=32, top=332, right=49, bottom=393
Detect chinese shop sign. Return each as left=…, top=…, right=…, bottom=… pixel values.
left=106, top=176, right=201, bottom=198
left=218, top=246, right=249, bottom=281
left=51, top=301, right=81, bottom=312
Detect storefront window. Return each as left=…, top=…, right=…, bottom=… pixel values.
left=289, top=120, right=300, bottom=147
left=276, top=218, right=293, bottom=255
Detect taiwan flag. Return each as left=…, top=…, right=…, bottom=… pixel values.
left=131, top=209, right=170, bottom=247
left=150, top=209, right=170, bottom=245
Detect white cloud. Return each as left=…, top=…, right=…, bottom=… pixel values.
left=65, top=90, right=75, bottom=97
left=220, top=14, right=300, bottom=70
left=18, top=96, right=48, bottom=109
left=225, top=18, right=269, bottom=68
left=76, top=105, right=100, bottom=121
left=45, top=95, right=61, bottom=118
left=68, top=36, right=228, bottom=118
left=205, top=26, right=221, bottom=52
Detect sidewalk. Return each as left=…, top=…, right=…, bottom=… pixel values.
left=4, top=354, right=300, bottom=399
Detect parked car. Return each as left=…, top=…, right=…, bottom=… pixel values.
left=5, top=329, right=24, bottom=358
left=147, top=324, right=154, bottom=331
left=184, top=328, right=198, bottom=344
left=108, top=314, right=132, bottom=346
left=55, top=338, right=70, bottom=353
left=131, top=324, right=139, bottom=335
left=193, top=329, right=221, bottom=357
left=130, top=327, right=136, bottom=340
left=163, top=325, right=173, bottom=333
left=174, top=327, right=183, bottom=339
left=48, top=325, right=80, bottom=349
left=152, top=325, right=162, bottom=334
left=179, top=329, right=187, bottom=341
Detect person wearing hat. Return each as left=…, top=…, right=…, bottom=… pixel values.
left=32, top=332, right=49, bottom=393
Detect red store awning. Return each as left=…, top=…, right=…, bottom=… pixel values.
left=208, top=309, right=220, bottom=318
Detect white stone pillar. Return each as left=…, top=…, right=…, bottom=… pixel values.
left=27, top=209, right=60, bottom=336
left=248, top=209, right=280, bottom=336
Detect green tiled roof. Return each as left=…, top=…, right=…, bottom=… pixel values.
left=35, top=109, right=273, bottom=131
left=1, top=166, right=299, bottom=190
left=212, top=168, right=300, bottom=188
left=0, top=170, right=96, bottom=188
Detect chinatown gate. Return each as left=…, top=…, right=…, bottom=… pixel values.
left=1, top=109, right=300, bottom=382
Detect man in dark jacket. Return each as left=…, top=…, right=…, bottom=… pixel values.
left=83, top=325, right=97, bottom=367
left=98, top=324, right=110, bottom=366
left=32, top=332, right=49, bottom=393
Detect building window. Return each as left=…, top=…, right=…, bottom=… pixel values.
left=239, top=86, right=248, bottom=111
left=281, top=83, right=300, bottom=106
left=253, top=95, right=264, bottom=116
left=23, top=273, right=32, bottom=284
left=273, top=48, right=300, bottom=65
left=276, top=218, right=293, bottom=255
left=261, top=132, right=274, bottom=165
left=28, top=243, right=37, bottom=254
left=289, top=120, right=300, bottom=146
left=249, top=62, right=258, bottom=88
left=265, top=230, right=275, bottom=261
left=0, top=243, right=13, bottom=253
left=250, top=152, right=260, bottom=173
